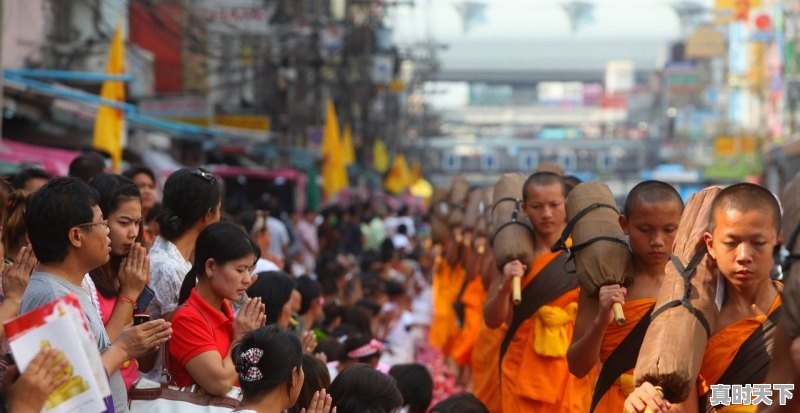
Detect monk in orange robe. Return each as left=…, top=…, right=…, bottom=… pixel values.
left=431, top=231, right=466, bottom=355
left=471, top=252, right=504, bottom=412
left=566, top=181, right=684, bottom=413
left=483, top=172, right=595, bottom=413
left=625, top=183, right=785, bottom=413
left=450, top=273, right=486, bottom=366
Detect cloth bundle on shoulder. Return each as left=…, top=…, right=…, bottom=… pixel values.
left=780, top=172, right=800, bottom=338
left=448, top=176, right=470, bottom=227
left=491, top=173, right=535, bottom=274
left=474, top=187, right=494, bottom=238
left=553, top=181, right=634, bottom=325
left=431, top=186, right=450, bottom=245
left=634, top=186, right=721, bottom=403
left=463, top=188, right=485, bottom=231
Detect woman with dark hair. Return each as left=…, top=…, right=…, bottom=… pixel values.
left=232, top=326, right=334, bottom=413
left=85, top=174, right=150, bottom=389
left=123, top=166, right=158, bottom=224
left=287, top=354, right=332, bottom=413
left=148, top=167, right=221, bottom=321
left=145, top=168, right=222, bottom=381
left=329, top=364, right=402, bottom=413
left=168, top=222, right=266, bottom=395
left=388, top=364, right=433, bottom=413
left=247, top=271, right=297, bottom=329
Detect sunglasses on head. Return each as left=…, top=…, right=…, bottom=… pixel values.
left=191, top=168, right=216, bottom=184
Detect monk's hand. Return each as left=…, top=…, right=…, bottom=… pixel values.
left=501, top=260, right=526, bottom=291
left=596, top=285, right=627, bottom=326
left=624, top=382, right=671, bottom=413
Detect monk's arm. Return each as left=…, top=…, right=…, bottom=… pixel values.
left=483, top=268, right=512, bottom=328
left=567, top=289, right=605, bottom=377
left=759, top=322, right=800, bottom=412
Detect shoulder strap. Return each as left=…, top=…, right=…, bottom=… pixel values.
left=698, top=307, right=783, bottom=412
left=589, top=306, right=655, bottom=413
left=650, top=248, right=713, bottom=338
left=490, top=197, right=535, bottom=243
left=498, top=252, right=575, bottom=369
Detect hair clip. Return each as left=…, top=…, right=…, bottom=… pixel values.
left=239, top=348, right=264, bottom=382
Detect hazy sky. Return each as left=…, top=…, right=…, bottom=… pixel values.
left=389, top=0, right=717, bottom=44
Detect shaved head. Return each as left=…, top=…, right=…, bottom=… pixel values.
left=624, top=180, right=684, bottom=218
left=522, top=172, right=565, bottom=201
left=709, top=183, right=781, bottom=234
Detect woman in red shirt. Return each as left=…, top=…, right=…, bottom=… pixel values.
left=169, top=221, right=266, bottom=396
left=87, top=174, right=152, bottom=389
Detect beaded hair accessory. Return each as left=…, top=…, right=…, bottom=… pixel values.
left=239, top=348, right=264, bottom=382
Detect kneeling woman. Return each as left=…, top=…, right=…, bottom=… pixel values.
left=169, top=221, right=267, bottom=395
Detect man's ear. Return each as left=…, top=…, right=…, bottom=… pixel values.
left=704, top=232, right=716, bottom=260
left=619, top=214, right=630, bottom=235
left=69, top=227, right=84, bottom=249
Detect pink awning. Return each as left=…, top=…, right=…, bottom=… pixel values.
left=0, top=139, right=79, bottom=177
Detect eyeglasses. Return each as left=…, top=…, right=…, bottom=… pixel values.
left=191, top=168, right=216, bottom=184
left=74, top=220, right=109, bottom=230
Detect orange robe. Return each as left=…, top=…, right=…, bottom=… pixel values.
left=429, top=258, right=466, bottom=355
left=594, top=298, right=657, bottom=413
left=450, top=274, right=487, bottom=365
left=429, top=258, right=452, bottom=350
left=696, top=292, right=782, bottom=412
left=472, top=321, right=506, bottom=413
left=500, top=250, right=597, bottom=413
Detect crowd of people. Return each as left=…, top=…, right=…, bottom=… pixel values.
left=0, top=152, right=489, bottom=413
left=0, top=150, right=798, bottom=413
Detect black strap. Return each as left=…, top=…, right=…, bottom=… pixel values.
left=550, top=202, right=630, bottom=276
left=551, top=203, right=621, bottom=253
left=490, top=197, right=535, bottom=242
left=650, top=247, right=713, bottom=338
left=454, top=256, right=483, bottom=328
left=499, top=252, right=575, bottom=370
left=590, top=306, right=655, bottom=413
left=698, top=307, right=783, bottom=412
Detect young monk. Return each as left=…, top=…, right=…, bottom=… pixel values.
left=625, top=183, right=783, bottom=413
left=567, top=181, right=684, bottom=413
left=483, top=171, right=595, bottom=413
left=471, top=255, right=506, bottom=412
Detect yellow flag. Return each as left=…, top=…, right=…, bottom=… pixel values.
left=373, top=139, right=389, bottom=173
left=342, top=124, right=356, bottom=165
left=384, top=153, right=412, bottom=194
left=93, top=22, right=126, bottom=172
left=321, top=98, right=348, bottom=199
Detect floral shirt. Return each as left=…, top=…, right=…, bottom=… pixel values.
left=147, top=236, right=192, bottom=319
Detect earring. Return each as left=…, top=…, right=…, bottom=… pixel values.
left=208, top=275, right=214, bottom=280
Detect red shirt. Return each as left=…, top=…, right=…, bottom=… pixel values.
left=168, top=289, right=234, bottom=387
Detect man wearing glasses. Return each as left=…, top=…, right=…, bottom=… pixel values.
left=20, top=177, right=173, bottom=412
